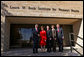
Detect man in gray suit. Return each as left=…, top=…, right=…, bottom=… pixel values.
left=50, top=25, right=56, bottom=52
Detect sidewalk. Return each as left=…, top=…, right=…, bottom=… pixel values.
left=1, top=48, right=80, bottom=56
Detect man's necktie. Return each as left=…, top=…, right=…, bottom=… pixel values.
left=36, top=28, right=38, bottom=32
left=58, top=29, right=59, bottom=32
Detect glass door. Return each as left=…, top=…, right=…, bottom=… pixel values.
left=10, top=24, right=34, bottom=48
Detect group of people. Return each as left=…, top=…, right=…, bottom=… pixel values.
left=32, top=24, right=64, bottom=53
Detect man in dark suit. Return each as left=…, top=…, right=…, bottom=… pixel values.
left=46, top=26, right=52, bottom=52
left=50, top=25, right=56, bottom=52
left=56, top=24, right=64, bottom=52
left=32, top=24, right=39, bottom=53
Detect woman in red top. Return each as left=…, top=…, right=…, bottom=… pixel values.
left=40, top=26, right=47, bottom=52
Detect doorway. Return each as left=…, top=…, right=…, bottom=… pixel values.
left=10, top=24, right=73, bottom=48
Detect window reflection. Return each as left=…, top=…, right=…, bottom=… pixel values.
left=10, top=24, right=34, bottom=48
left=19, top=28, right=33, bottom=41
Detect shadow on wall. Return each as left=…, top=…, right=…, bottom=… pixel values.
left=1, top=21, right=5, bottom=52
left=1, top=1, right=13, bottom=17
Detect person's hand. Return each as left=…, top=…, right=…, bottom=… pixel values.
left=54, top=38, right=56, bottom=40
left=38, top=34, right=40, bottom=36
left=62, top=36, right=64, bottom=40
left=45, top=40, right=46, bottom=42
left=50, top=38, right=52, bottom=40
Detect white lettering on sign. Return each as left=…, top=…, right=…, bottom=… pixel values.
left=9, top=6, right=79, bottom=13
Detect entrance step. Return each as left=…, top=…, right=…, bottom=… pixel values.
left=1, top=48, right=81, bottom=56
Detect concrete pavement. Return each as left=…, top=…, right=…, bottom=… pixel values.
left=1, top=48, right=80, bottom=56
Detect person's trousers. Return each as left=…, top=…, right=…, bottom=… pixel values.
left=33, top=43, right=38, bottom=53
left=52, top=39, right=56, bottom=52
left=59, top=43, right=63, bottom=52
left=47, top=41, right=52, bottom=52
left=57, top=38, right=63, bottom=52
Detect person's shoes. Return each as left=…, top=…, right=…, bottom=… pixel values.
left=59, top=50, right=61, bottom=52
left=33, top=52, right=35, bottom=54
left=59, top=50, right=63, bottom=52
left=33, top=51, right=36, bottom=53
left=47, top=50, right=49, bottom=52
left=36, top=52, right=38, bottom=53
left=49, top=51, right=51, bottom=53
left=61, top=50, right=63, bottom=52
left=53, top=50, right=56, bottom=52
left=53, top=51, right=56, bottom=52
left=47, top=51, right=50, bottom=53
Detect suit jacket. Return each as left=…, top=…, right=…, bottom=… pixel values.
left=46, top=30, right=51, bottom=39
left=46, top=29, right=52, bottom=45
left=50, top=29, right=56, bottom=39
left=32, top=28, right=39, bottom=44
left=56, top=27, right=64, bottom=39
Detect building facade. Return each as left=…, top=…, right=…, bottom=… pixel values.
left=1, top=1, right=83, bottom=52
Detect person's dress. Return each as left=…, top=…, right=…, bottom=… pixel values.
left=40, top=30, right=47, bottom=46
